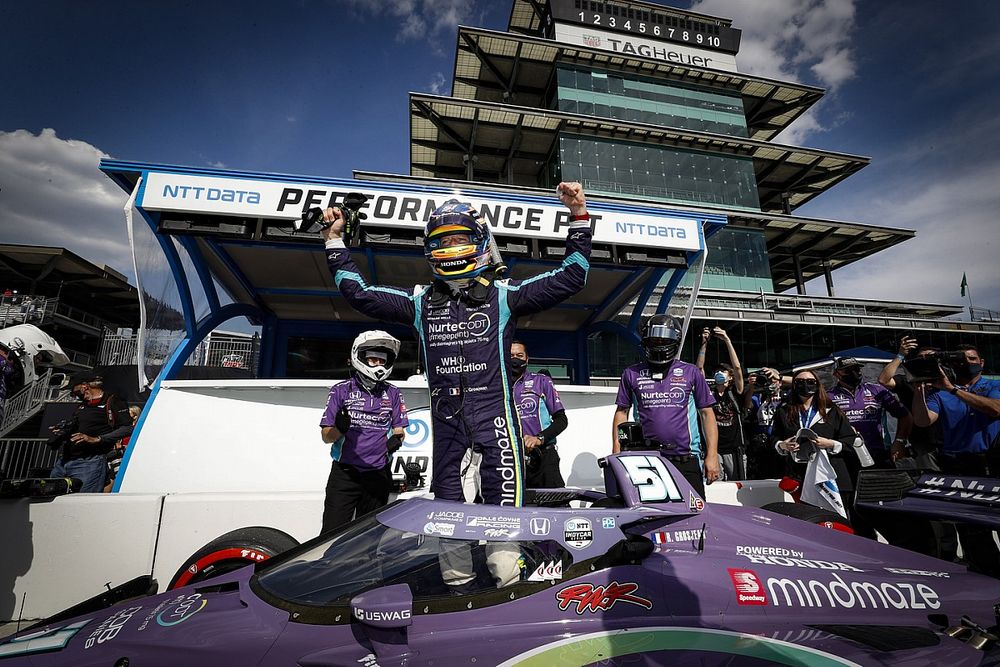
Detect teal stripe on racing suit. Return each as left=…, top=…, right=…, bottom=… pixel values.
left=325, top=223, right=591, bottom=506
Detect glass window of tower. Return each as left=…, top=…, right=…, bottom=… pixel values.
left=557, top=134, right=760, bottom=211
left=555, top=66, right=749, bottom=137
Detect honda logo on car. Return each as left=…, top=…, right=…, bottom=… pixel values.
left=529, top=517, right=551, bottom=536
left=729, top=568, right=941, bottom=610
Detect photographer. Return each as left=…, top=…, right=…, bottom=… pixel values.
left=910, top=344, right=1000, bottom=576
left=510, top=341, right=568, bottom=489
left=696, top=326, right=747, bottom=480
left=746, top=366, right=786, bottom=478
left=878, top=338, right=944, bottom=470
left=911, top=345, right=1000, bottom=474
left=319, top=331, right=408, bottom=534
left=49, top=372, right=132, bottom=493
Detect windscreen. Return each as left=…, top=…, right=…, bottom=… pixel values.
left=125, top=179, right=186, bottom=390
left=256, top=513, right=570, bottom=605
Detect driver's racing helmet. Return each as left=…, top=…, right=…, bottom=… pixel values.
left=350, top=330, right=400, bottom=390
left=641, top=314, right=683, bottom=369
left=424, top=200, right=493, bottom=280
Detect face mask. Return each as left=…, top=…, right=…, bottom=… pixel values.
left=71, top=387, right=87, bottom=401
left=958, top=363, right=982, bottom=379
left=510, top=358, right=528, bottom=376
left=713, top=372, right=728, bottom=386
left=841, top=370, right=862, bottom=386
left=793, top=380, right=818, bottom=398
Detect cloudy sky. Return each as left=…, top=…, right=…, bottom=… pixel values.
left=1, top=0, right=998, bottom=313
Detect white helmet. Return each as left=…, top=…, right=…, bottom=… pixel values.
left=350, top=330, right=400, bottom=390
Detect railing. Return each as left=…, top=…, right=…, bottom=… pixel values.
left=971, top=306, right=1000, bottom=323
left=0, top=294, right=55, bottom=326
left=99, top=332, right=260, bottom=374
left=0, top=439, right=58, bottom=480
left=0, top=369, right=70, bottom=438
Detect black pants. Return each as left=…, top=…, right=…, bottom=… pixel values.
left=322, top=461, right=392, bottom=534
left=938, top=453, right=1000, bottom=577
left=670, top=456, right=705, bottom=500
left=526, top=445, right=564, bottom=489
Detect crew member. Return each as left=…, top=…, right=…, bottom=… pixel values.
left=320, top=331, right=408, bottom=533
left=511, top=340, right=568, bottom=489
left=612, top=314, right=720, bottom=497
left=829, top=357, right=912, bottom=468
left=49, top=372, right=132, bottom=492
left=321, top=183, right=591, bottom=507
left=696, top=326, right=747, bottom=481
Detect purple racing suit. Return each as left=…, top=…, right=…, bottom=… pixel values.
left=325, top=222, right=591, bottom=506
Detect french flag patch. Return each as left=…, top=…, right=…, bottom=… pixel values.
left=652, top=531, right=670, bottom=544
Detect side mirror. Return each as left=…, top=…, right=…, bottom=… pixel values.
left=350, top=584, right=413, bottom=629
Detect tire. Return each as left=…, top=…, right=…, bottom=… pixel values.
left=168, top=527, right=299, bottom=590
left=761, top=501, right=854, bottom=534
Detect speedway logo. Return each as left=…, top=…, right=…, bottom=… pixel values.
left=728, top=569, right=768, bottom=606
left=556, top=582, right=653, bottom=614
left=729, top=568, right=941, bottom=610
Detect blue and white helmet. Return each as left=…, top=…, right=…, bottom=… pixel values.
left=424, top=200, right=493, bottom=280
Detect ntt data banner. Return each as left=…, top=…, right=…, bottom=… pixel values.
left=553, top=23, right=737, bottom=72
left=140, top=172, right=707, bottom=252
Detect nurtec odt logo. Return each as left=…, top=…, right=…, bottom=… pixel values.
left=427, top=311, right=491, bottom=337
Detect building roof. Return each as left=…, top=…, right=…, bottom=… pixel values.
left=452, top=26, right=824, bottom=142
left=508, top=0, right=735, bottom=35
left=725, top=210, right=914, bottom=290
left=408, top=92, right=869, bottom=213
left=0, top=244, right=139, bottom=326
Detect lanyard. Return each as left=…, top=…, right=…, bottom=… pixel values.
left=800, top=406, right=817, bottom=430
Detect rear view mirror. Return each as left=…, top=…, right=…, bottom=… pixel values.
left=350, top=584, right=413, bottom=629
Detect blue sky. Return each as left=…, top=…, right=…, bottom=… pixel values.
left=1, top=0, right=998, bottom=313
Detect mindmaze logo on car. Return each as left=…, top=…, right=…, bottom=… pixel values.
left=728, top=568, right=941, bottom=610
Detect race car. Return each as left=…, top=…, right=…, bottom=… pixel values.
left=3, top=451, right=999, bottom=666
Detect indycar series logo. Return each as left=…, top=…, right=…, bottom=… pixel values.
left=564, top=517, right=593, bottom=549
left=556, top=582, right=653, bottom=614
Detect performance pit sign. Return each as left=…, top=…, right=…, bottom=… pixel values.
left=140, top=172, right=711, bottom=252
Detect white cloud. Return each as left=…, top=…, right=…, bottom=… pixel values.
left=340, top=0, right=487, bottom=47
left=690, top=0, right=857, bottom=143
left=0, top=129, right=132, bottom=280
left=425, top=71, right=447, bottom=95
left=800, top=116, right=1000, bottom=312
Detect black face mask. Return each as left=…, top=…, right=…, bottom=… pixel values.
left=793, top=380, right=818, bottom=398
left=957, top=363, right=983, bottom=379
left=510, top=357, right=528, bottom=376
left=840, top=370, right=862, bottom=387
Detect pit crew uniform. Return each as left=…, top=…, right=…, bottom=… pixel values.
left=325, top=222, right=591, bottom=507
left=616, top=359, right=716, bottom=495
left=828, top=382, right=908, bottom=469
left=514, top=370, right=568, bottom=488
left=320, top=376, right=408, bottom=532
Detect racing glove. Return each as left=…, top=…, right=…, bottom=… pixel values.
left=334, top=407, right=351, bottom=434
left=387, top=434, right=404, bottom=455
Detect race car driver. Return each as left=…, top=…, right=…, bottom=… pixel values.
left=321, top=182, right=591, bottom=507
left=319, top=331, right=408, bottom=533
left=612, top=314, right=720, bottom=497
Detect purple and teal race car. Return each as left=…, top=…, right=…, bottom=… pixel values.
left=3, top=452, right=999, bottom=666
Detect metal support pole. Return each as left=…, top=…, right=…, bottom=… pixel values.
left=823, top=259, right=836, bottom=297
left=793, top=254, right=806, bottom=295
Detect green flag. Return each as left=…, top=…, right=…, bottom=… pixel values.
left=960, top=272, right=968, bottom=297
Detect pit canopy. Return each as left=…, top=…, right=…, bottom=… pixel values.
left=100, top=160, right=724, bottom=386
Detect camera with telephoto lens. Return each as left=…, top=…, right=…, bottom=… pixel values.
left=902, top=350, right=968, bottom=382
left=46, top=419, right=75, bottom=449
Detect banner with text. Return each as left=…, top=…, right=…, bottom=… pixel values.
left=141, top=172, right=709, bottom=252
